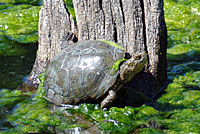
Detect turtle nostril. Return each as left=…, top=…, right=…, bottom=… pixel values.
left=124, top=52, right=131, bottom=59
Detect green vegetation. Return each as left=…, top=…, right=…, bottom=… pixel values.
left=0, top=0, right=41, bottom=5
left=100, top=40, right=125, bottom=50
left=165, top=0, right=200, bottom=51
left=165, top=0, right=200, bottom=82
left=111, top=58, right=127, bottom=72
left=0, top=4, right=40, bottom=44
left=2, top=71, right=200, bottom=133
left=64, top=0, right=76, bottom=22
left=0, top=0, right=40, bottom=56
left=0, top=0, right=200, bottom=133
left=100, top=40, right=127, bottom=72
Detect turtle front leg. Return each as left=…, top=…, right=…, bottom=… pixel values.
left=101, top=90, right=117, bottom=109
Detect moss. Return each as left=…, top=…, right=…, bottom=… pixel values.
left=165, top=0, right=200, bottom=50
left=0, top=4, right=40, bottom=43
left=100, top=40, right=125, bottom=50
left=137, top=128, right=165, bottom=134
left=158, top=71, right=200, bottom=106
left=0, top=0, right=41, bottom=5
left=35, top=71, right=46, bottom=98
left=64, top=0, right=76, bottom=22
left=135, top=106, right=158, bottom=120
left=0, top=89, right=31, bottom=109
left=165, top=0, right=200, bottom=81
left=164, top=109, right=200, bottom=133
left=7, top=96, right=61, bottom=133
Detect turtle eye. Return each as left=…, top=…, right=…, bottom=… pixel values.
left=135, top=55, right=142, bottom=60
left=124, top=52, right=131, bottom=59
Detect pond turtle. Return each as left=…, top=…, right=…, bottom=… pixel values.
left=45, top=40, right=147, bottom=108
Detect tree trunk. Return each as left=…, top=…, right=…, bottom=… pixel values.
left=26, top=0, right=167, bottom=99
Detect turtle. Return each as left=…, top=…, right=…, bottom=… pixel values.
left=45, top=40, right=147, bottom=109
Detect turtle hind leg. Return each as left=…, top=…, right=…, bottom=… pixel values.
left=100, top=90, right=117, bottom=109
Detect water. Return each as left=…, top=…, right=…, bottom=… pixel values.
left=0, top=43, right=37, bottom=89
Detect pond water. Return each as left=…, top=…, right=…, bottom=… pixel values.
left=0, top=0, right=200, bottom=133
left=0, top=43, right=37, bottom=89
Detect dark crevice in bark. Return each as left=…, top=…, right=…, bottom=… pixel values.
left=63, top=1, right=70, bottom=15
left=109, top=2, right=117, bottom=42
left=63, top=1, right=72, bottom=30
left=140, top=0, right=148, bottom=57
left=119, top=0, right=125, bottom=24
left=113, top=22, right=117, bottom=42
left=100, top=1, right=105, bottom=32
left=99, top=0, right=102, bottom=10
left=48, top=2, right=52, bottom=57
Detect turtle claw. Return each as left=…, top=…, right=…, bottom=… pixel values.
left=101, top=90, right=116, bottom=109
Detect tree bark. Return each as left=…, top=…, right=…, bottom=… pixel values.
left=26, top=0, right=167, bottom=99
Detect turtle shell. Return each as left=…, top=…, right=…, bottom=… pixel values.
left=45, top=40, right=125, bottom=105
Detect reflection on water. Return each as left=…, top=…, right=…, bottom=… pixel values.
left=0, top=43, right=37, bottom=89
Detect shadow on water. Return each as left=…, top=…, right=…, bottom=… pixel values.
left=0, top=41, right=38, bottom=89
left=167, top=50, right=200, bottom=66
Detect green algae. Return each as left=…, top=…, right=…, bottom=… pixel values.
left=135, top=106, right=158, bottom=120
left=100, top=40, right=127, bottom=72
left=100, top=40, right=125, bottom=50
left=158, top=71, right=200, bottom=107
left=0, top=0, right=41, bottom=5
left=35, top=71, right=46, bottom=98
left=0, top=4, right=40, bottom=44
left=155, top=71, right=200, bottom=133
left=165, top=0, right=200, bottom=50
left=3, top=87, right=60, bottom=133
left=165, top=0, right=200, bottom=81
left=3, top=70, right=200, bottom=133
left=64, top=104, right=143, bottom=133
left=165, top=0, right=200, bottom=82
left=137, top=128, right=165, bottom=134
left=111, top=58, right=127, bottom=72
left=64, top=0, right=76, bottom=22
left=7, top=98, right=57, bottom=133
left=0, top=89, right=32, bottom=132
left=0, top=89, right=31, bottom=109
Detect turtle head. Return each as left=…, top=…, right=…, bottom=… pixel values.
left=119, top=52, right=147, bottom=83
